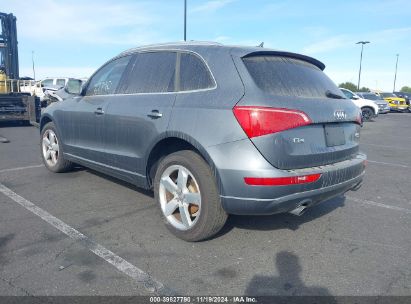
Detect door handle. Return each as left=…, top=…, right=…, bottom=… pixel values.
left=147, top=110, right=163, bottom=119
left=94, top=107, right=104, bottom=115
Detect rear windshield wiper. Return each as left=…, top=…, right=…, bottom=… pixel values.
left=325, top=90, right=345, bottom=99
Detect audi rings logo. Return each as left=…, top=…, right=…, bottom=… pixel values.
left=334, top=110, right=347, bottom=120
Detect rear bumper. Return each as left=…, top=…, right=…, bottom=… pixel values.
left=207, top=139, right=366, bottom=215
left=220, top=171, right=364, bottom=215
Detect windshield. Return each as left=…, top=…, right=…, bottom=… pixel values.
left=243, top=56, right=345, bottom=98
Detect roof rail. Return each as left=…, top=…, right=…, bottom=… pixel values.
left=120, top=41, right=223, bottom=55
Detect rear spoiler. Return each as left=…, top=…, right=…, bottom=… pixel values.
left=241, top=51, right=326, bottom=71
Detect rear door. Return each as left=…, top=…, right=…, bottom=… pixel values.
left=103, top=51, right=177, bottom=181
left=62, top=55, right=132, bottom=163
left=235, top=54, right=362, bottom=169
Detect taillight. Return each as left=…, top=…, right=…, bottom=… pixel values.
left=356, top=111, right=362, bottom=125
left=244, top=173, right=321, bottom=186
left=233, top=106, right=312, bottom=138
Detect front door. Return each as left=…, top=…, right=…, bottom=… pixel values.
left=64, top=55, right=132, bottom=163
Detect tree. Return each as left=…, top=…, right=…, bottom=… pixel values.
left=338, top=82, right=357, bottom=92
left=359, top=86, right=370, bottom=92
left=400, top=86, right=411, bottom=93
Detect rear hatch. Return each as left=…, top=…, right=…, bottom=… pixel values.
left=233, top=53, right=362, bottom=170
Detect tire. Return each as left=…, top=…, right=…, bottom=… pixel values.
left=40, top=122, right=73, bottom=172
left=154, top=150, right=227, bottom=241
left=361, top=107, right=374, bottom=122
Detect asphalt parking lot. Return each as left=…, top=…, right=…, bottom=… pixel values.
left=0, top=113, right=410, bottom=297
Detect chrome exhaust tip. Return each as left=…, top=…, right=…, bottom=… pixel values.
left=350, top=181, right=363, bottom=191
left=289, top=200, right=312, bottom=216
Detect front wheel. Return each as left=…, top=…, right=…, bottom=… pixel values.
left=41, top=122, right=73, bottom=172
left=154, top=150, right=227, bottom=241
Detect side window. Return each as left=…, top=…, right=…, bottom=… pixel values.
left=56, top=79, right=66, bottom=87
left=119, top=52, right=176, bottom=94
left=179, top=53, right=214, bottom=91
left=86, top=56, right=131, bottom=96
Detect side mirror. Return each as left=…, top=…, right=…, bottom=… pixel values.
left=352, top=95, right=360, bottom=100
left=65, top=79, right=83, bottom=95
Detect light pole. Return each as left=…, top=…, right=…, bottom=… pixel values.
left=356, top=41, right=370, bottom=90
left=393, top=54, right=399, bottom=92
left=31, top=50, right=36, bottom=80
left=184, top=0, right=187, bottom=41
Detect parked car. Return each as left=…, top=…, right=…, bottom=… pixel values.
left=377, top=92, right=408, bottom=112
left=356, top=92, right=390, bottom=114
left=40, top=42, right=366, bottom=241
left=34, top=77, right=81, bottom=101
left=340, top=88, right=379, bottom=121
left=42, top=78, right=85, bottom=107
left=394, top=92, right=411, bottom=106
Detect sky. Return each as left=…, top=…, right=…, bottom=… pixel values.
left=2, top=0, right=411, bottom=91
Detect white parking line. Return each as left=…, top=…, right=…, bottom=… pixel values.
left=0, top=164, right=44, bottom=173
left=367, top=160, right=410, bottom=168
left=0, top=183, right=175, bottom=296
left=346, top=196, right=411, bottom=214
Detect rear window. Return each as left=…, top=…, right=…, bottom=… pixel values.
left=41, top=79, right=53, bottom=87
left=243, top=56, right=343, bottom=98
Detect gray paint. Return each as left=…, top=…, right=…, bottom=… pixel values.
left=41, top=42, right=366, bottom=215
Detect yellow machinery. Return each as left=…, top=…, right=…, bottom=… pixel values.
left=0, top=12, right=40, bottom=123
left=0, top=70, right=6, bottom=93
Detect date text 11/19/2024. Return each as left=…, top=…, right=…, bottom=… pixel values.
left=149, top=296, right=257, bottom=303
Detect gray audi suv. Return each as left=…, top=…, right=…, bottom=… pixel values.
left=40, top=42, right=366, bottom=241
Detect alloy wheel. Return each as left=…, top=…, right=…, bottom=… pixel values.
left=42, top=129, right=59, bottom=167
left=159, top=165, right=201, bottom=231
left=362, top=108, right=373, bottom=121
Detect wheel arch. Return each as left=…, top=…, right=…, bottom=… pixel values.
left=361, top=106, right=376, bottom=115
left=145, top=133, right=222, bottom=191
left=39, top=114, right=53, bottom=132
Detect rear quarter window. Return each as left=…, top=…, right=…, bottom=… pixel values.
left=243, top=56, right=341, bottom=98
left=179, top=53, right=215, bottom=91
